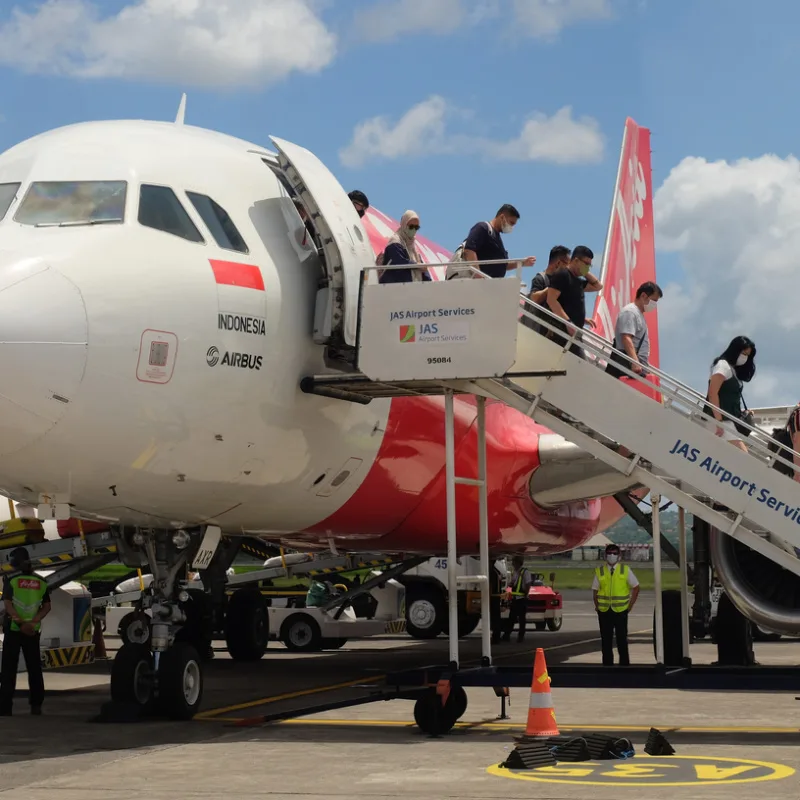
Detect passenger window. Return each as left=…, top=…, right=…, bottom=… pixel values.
left=15, top=181, right=126, bottom=226
left=0, top=183, right=20, bottom=221
left=138, top=185, right=204, bottom=243
left=186, top=192, right=248, bottom=254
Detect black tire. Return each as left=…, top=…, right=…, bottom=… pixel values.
left=446, top=685, right=468, bottom=721
left=653, top=590, right=685, bottom=666
left=110, top=643, right=154, bottom=709
left=406, top=586, right=447, bottom=639
left=413, top=688, right=458, bottom=736
left=117, top=611, right=150, bottom=647
left=225, top=589, right=269, bottom=661
left=157, top=641, right=203, bottom=720
left=282, top=613, right=323, bottom=652
left=546, top=616, right=562, bottom=632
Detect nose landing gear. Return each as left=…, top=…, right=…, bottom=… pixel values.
left=107, top=525, right=227, bottom=721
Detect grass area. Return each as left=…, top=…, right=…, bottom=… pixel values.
left=528, top=563, right=683, bottom=591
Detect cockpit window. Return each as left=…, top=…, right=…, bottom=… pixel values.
left=138, top=184, right=204, bottom=244
left=186, top=192, right=249, bottom=254
left=0, top=183, right=20, bottom=221
left=15, top=181, right=127, bottom=227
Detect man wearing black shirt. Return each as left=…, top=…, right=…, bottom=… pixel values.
left=523, top=245, right=571, bottom=333
left=456, top=204, right=536, bottom=279
left=546, top=245, right=603, bottom=356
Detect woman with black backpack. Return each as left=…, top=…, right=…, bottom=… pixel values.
left=704, top=335, right=756, bottom=453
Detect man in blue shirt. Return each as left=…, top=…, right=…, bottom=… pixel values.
left=457, top=204, right=536, bottom=278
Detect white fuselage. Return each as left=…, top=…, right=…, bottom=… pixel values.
left=0, top=121, right=391, bottom=533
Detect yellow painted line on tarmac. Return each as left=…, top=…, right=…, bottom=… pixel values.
left=194, top=675, right=385, bottom=720
left=195, top=715, right=800, bottom=735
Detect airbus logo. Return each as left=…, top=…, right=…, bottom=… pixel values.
left=206, top=347, right=263, bottom=371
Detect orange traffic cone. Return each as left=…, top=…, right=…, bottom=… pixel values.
left=92, top=618, right=107, bottom=660
left=524, top=647, right=559, bottom=737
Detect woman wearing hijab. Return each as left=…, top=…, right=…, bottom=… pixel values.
left=705, top=335, right=757, bottom=452
left=378, top=210, right=431, bottom=284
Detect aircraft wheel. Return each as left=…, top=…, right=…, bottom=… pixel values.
left=282, top=614, right=322, bottom=652
left=118, top=611, right=150, bottom=647
left=225, top=588, right=269, bottom=661
left=157, top=642, right=204, bottom=720
left=110, top=643, right=155, bottom=710
left=406, top=587, right=446, bottom=639
left=546, top=616, right=563, bottom=631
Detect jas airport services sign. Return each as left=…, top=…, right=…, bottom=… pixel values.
left=358, top=276, right=520, bottom=382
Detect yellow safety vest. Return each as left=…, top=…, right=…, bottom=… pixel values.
left=594, top=564, right=630, bottom=612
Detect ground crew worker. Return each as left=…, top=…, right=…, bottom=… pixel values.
left=592, top=544, right=639, bottom=666
left=502, top=555, right=532, bottom=642
left=0, top=547, right=51, bottom=715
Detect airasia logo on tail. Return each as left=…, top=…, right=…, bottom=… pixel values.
left=594, top=119, right=653, bottom=344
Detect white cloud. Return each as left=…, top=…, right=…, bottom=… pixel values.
left=512, top=0, right=613, bottom=38
left=352, top=0, right=613, bottom=43
left=489, top=106, right=605, bottom=164
left=654, top=154, right=800, bottom=405
left=0, top=0, right=337, bottom=88
left=339, top=95, right=604, bottom=167
left=354, top=0, right=465, bottom=42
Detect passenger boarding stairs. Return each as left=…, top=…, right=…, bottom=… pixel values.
left=303, top=264, right=800, bottom=583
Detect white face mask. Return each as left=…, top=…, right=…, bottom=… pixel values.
left=501, top=219, right=513, bottom=234
left=606, top=554, right=619, bottom=565
left=736, top=353, right=749, bottom=367
left=643, top=300, right=656, bottom=312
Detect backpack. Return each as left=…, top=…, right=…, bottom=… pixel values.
left=446, top=221, right=492, bottom=280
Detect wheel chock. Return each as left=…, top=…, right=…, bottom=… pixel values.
left=549, top=736, right=591, bottom=762
left=584, top=733, right=617, bottom=759
left=501, top=739, right=557, bottom=770
left=644, top=727, right=676, bottom=756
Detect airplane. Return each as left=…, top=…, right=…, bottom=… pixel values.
left=0, top=106, right=785, bottom=720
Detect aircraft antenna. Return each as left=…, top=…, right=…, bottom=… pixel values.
left=175, top=93, right=187, bottom=125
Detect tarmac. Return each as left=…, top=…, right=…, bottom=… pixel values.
left=1, top=590, right=799, bottom=800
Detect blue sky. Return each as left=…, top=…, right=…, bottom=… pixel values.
left=0, top=0, right=798, bottom=404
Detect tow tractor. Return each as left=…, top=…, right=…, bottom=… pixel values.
left=523, top=572, right=563, bottom=632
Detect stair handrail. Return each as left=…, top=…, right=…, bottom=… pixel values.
left=516, top=292, right=800, bottom=476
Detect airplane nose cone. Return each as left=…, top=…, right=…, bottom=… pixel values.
left=0, top=255, right=88, bottom=456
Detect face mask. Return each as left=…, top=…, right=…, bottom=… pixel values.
left=643, top=300, right=656, bottom=312
left=579, top=263, right=591, bottom=277
left=501, top=222, right=513, bottom=234
left=405, top=225, right=417, bottom=238
left=736, top=353, right=749, bottom=367
left=606, top=554, right=619, bottom=565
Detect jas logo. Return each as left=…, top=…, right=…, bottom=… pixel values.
left=399, top=324, right=416, bottom=343
left=207, top=347, right=262, bottom=371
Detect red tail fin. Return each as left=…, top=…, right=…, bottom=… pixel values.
left=592, top=118, right=659, bottom=376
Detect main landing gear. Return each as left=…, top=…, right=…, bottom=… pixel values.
left=109, top=526, right=269, bottom=720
